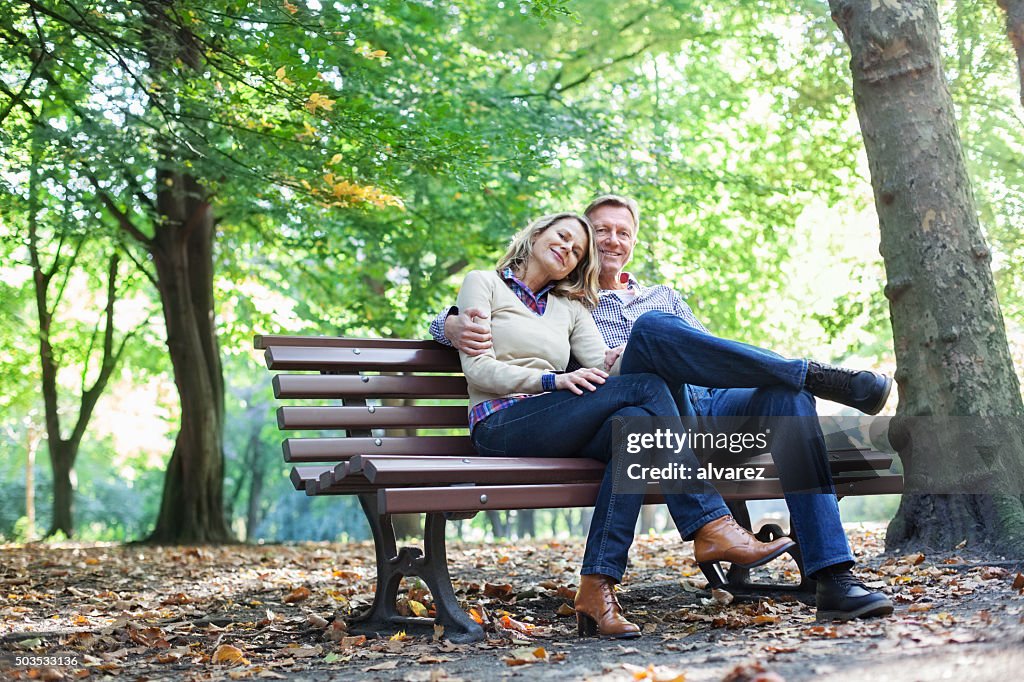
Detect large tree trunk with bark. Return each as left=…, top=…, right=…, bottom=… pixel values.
left=830, top=0, right=1024, bottom=556
left=141, top=1, right=232, bottom=543
left=49, top=443, right=74, bottom=537
left=146, top=173, right=232, bottom=543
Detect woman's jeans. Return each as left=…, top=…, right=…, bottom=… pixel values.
left=620, top=310, right=856, bottom=576
left=472, top=373, right=730, bottom=581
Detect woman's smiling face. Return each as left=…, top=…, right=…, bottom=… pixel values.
left=530, top=217, right=589, bottom=282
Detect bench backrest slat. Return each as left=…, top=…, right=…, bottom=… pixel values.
left=265, top=346, right=460, bottom=372
left=283, top=436, right=476, bottom=462
left=255, top=335, right=439, bottom=350
left=274, top=374, right=468, bottom=399
left=283, top=437, right=891, bottom=470
left=277, top=405, right=468, bottom=430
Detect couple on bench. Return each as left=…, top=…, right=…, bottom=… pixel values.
left=428, top=194, right=894, bottom=638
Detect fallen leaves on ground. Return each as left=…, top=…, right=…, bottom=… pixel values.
left=0, top=527, right=1021, bottom=681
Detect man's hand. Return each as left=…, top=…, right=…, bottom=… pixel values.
left=555, top=367, right=608, bottom=395
left=604, top=344, right=626, bottom=371
left=445, top=307, right=492, bottom=355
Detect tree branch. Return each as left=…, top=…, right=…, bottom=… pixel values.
left=88, top=177, right=153, bottom=246
left=70, top=253, right=121, bottom=451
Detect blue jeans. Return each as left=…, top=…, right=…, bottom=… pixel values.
left=619, top=310, right=855, bottom=576
left=472, top=373, right=730, bottom=581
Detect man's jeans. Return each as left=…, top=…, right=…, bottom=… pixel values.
left=471, top=373, right=730, bottom=581
left=620, top=310, right=855, bottom=576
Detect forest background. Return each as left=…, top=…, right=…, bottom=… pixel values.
left=1, top=0, right=1022, bottom=547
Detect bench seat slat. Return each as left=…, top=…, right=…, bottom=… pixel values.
left=278, top=406, right=468, bottom=429
left=274, top=374, right=468, bottom=399
left=283, top=436, right=476, bottom=462
left=349, top=451, right=894, bottom=485
left=377, top=473, right=904, bottom=513
left=265, top=346, right=460, bottom=372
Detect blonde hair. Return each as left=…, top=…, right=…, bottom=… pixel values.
left=496, top=212, right=600, bottom=308
left=584, top=194, right=640, bottom=234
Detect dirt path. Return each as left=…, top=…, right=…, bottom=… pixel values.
left=2, top=525, right=1022, bottom=681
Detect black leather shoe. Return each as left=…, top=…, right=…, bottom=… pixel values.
left=815, top=568, right=894, bottom=621
left=804, top=361, right=892, bottom=415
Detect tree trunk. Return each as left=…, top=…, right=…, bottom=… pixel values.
left=48, top=442, right=74, bottom=537
left=246, top=443, right=264, bottom=542
left=486, top=511, right=508, bottom=538
left=146, top=174, right=232, bottom=543
left=516, top=509, right=535, bottom=539
left=829, top=0, right=1024, bottom=555
left=25, top=426, right=40, bottom=541
left=141, top=1, right=232, bottom=544
left=997, top=0, right=1024, bottom=107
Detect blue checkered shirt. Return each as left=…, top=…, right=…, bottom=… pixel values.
left=431, top=273, right=713, bottom=409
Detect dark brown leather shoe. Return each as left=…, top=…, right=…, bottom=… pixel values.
left=574, top=574, right=641, bottom=639
left=693, top=516, right=795, bottom=570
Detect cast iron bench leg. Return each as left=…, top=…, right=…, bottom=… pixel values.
left=419, top=512, right=485, bottom=643
left=698, top=500, right=811, bottom=592
left=347, top=494, right=484, bottom=643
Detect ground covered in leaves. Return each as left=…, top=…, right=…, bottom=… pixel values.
left=2, top=525, right=1023, bottom=681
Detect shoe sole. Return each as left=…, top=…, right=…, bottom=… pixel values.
left=700, top=540, right=802, bottom=569
left=816, top=601, right=894, bottom=622
left=865, top=375, right=893, bottom=415
left=715, top=540, right=797, bottom=570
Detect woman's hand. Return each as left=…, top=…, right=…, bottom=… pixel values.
left=555, top=367, right=609, bottom=395
left=604, top=343, right=626, bottom=371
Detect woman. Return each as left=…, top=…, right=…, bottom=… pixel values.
left=455, top=212, right=793, bottom=639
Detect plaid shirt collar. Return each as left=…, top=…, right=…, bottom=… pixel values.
left=501, top=267, right=554, bottom=314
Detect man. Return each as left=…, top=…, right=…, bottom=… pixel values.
left=430, top=194, right=894, bottom=622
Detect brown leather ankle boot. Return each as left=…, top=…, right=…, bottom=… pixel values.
left=574, top=574, right=641, bottom=639
left=693, top=516, right=795, bottom=570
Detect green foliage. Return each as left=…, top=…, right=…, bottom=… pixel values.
left=1, top=0, right=1022, bottom=542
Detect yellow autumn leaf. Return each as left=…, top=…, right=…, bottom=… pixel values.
left=329, top=153, right=343, bottom=165
left=274, top=66, right=293, bottom=85
left=408, top=600, right=427, bottom=617
left=355, top=45, right=389, bottom=60
left=212, top=644, right=250, bottom=666
left=305, top=93, right=335, bottom=114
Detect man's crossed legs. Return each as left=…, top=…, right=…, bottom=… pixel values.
left=620, top=310, right=893, bottom=621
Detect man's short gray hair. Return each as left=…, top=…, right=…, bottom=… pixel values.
left=584, top=194, right=640, bottom=232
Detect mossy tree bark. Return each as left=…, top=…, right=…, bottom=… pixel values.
left=829, top=0, right=1024, bottom=555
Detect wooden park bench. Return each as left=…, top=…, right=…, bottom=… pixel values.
left=255, top=335, right=903, bottom=642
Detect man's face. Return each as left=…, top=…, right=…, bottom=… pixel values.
left=588, top=204, right=637, bottom=278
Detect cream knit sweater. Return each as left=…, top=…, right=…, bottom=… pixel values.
left=455, top=269, right=620, bottom=409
